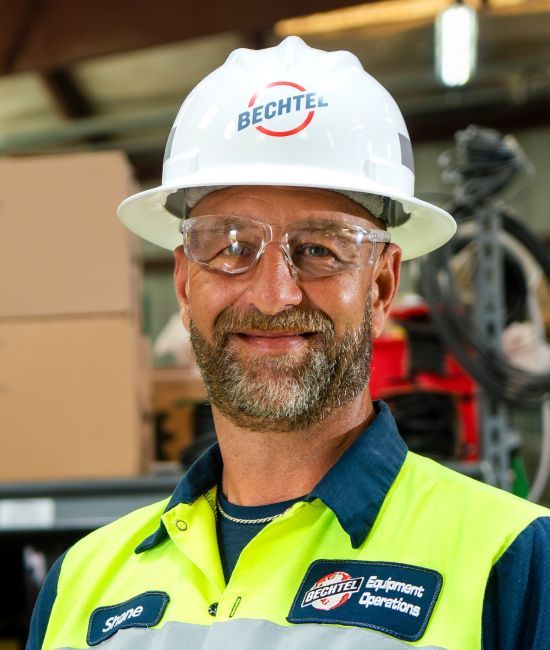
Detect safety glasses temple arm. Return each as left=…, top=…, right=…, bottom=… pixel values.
left=365, top=229, right=391, bottom=243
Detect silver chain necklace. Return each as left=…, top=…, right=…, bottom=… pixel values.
left=216, top=494, right=287, bottom=525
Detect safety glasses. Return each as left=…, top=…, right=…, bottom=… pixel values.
left=179, top=214, right=390, bottom=278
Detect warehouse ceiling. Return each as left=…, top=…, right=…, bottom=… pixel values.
left=1, top=0, right=550, bottom=188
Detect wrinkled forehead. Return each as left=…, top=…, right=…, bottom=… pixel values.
left=188, top=185, right=385, bottom=229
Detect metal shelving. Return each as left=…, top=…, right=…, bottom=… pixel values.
left=0, top=474, right=181, bottom=534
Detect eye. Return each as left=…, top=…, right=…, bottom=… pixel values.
left=296, top=244, right=335, bottom=258
left=219, top=241, right=255, bottom=257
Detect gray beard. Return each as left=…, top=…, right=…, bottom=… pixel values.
left=189, top=303, right=373, bottom=432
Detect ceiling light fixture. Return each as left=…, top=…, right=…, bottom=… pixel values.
left=435, top=1, right=479, bottom=87
left=275, top=0, right=535, bottom=37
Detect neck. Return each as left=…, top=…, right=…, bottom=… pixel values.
left=214, top=391, right=375, bottom=506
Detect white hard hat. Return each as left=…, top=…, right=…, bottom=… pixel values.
left=118, top=36, right=456, bottom=260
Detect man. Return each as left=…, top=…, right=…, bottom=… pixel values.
left=28, top=36, right=549, bottom=649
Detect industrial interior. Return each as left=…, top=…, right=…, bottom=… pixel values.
left=1, top=1, right=549, bottom=647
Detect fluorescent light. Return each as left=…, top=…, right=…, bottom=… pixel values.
left=275, top=0, right=537, bottom=38
left=275, top=0, right=541, bottom=38
left=435, top=2, right=479, bottom=87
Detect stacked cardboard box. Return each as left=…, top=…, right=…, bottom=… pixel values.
left=0, top=152, right=152, bottom=481
left=152, top=368, right=206, bottom=462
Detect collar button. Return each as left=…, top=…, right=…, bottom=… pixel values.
left=208, top=602, right=218, bottom=617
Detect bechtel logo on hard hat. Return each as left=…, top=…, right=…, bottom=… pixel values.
left=237, top=81, right=328, bottom=137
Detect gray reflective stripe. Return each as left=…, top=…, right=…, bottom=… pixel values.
left=58, top=618, right=447, bottom=649
left=163, top=127, right=177, bottom=163
left=399, top=133, right=414, bottom=173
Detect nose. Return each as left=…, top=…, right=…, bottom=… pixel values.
left=241, top=242, right=303, bottom=315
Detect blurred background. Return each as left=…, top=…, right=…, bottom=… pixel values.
left=0, top=1, right=549, bottom=646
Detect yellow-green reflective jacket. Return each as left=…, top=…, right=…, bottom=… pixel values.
left=28, top=402, right=550, bottom=649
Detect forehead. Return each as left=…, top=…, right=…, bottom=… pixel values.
left=189, top=185, right=381, bottom=228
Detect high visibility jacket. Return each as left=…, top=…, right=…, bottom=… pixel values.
left=28, top=402, right=550, bottom=649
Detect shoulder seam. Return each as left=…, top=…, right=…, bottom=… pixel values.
left=491, top=514, right=550, bottom=568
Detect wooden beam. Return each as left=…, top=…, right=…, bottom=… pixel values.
left=1, top=0, right=373, bottom=75
left=41, top=69, right=94, bottom=119
left=0, top=0, right=36, bottom=74
left=406, top=97, right=550, bottom=143
left=41, top=68, right=113, bottom=148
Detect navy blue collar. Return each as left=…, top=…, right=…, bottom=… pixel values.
left=135, top=401, right=407, bottom=553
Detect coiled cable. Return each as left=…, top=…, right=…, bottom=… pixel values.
left=419, top=125, right=550, bottom=405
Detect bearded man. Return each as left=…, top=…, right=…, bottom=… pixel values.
left=28, top=37, right=549, bottom=650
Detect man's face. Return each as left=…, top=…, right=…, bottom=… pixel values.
left=173, top=186, right=401, bottom=431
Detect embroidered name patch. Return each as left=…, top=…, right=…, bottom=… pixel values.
left=87, top=591, right=169, bottom=646
left=288, top=560, right=442, bottom=642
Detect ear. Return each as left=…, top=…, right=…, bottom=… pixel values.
left=173, top=245, right=191, bottom=330
left=370, top=243, right=401, bottom=339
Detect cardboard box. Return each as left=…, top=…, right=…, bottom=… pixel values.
left=0, top=316, right=152, bottom=482
left=0, top=152, right=141, bottom=319
left=152, top=368, right=207, bottom=461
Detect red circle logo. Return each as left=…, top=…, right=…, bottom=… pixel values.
left=248, top=81, right=315, bottom=137
left=310, top=571, right=354, bottom=611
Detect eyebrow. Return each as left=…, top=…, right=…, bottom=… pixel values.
left=289, top=210, right=382, bottom=229
left=287, top=219, right=370, bottom=234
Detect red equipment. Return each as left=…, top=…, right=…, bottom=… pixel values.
left=371, top=304, right=479, bottom=462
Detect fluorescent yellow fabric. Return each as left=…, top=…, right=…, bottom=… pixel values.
left=42, top=451, right=547, bottom=649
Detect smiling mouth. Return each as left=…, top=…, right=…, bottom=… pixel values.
left=236, top=331, right=316, bottom=338
left=231, top=331, right=318, bottom=352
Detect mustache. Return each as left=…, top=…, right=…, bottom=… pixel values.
left=212, top=307, right=335, bottom=346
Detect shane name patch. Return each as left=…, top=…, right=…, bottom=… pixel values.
left=87, top=591, right=169, bottom=646
left=288, top=560, right=442, bottom=642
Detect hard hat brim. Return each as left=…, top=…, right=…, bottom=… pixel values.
left=117, top=165, right=456, bottom=261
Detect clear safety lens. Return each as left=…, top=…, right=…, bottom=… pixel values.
left=180, top=215, right=390, bottom=277
left=182, top=216, right=265, bottom=274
